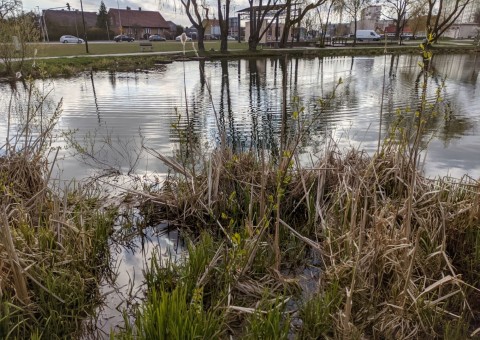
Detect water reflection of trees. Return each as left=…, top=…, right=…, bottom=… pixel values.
left=383, top=54, right=474, bottom=147
left=174, top=55, right=475, bottom=163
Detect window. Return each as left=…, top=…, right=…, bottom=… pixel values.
left=145, top=28, right=151, bottom=34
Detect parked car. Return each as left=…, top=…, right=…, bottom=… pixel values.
left=227, top=36, right=236, bottom=41
left=148, top=35, right=166, bottom=41
left=114, top=35, right=135, bottom=42
left=59, top=35, right=84, bottom=43
left=175, top=35, right=192, bottom=42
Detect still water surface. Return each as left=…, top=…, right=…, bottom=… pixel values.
left=2, top=54, right=480, bottom=180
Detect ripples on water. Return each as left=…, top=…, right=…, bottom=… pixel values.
left=1, top=54, right=479, bottom=179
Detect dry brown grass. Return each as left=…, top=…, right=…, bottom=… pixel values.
left=142, top=138, right=480, bottom=338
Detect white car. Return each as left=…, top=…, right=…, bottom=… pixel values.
left=60, top=35, right=84, bottom=43
left=175, top=35, right=192, bottom=42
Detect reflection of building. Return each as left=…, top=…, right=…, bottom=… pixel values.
left=108, top=7, right=169, bottom=39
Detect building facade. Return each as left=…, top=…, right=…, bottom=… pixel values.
left=108, top=7, right=170, bottom=39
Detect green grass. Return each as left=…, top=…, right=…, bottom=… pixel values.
left=34, top=41, right=249, bottom=57
left=0, top=39, right=474, bottom=79
left=122, top=284, right=225, bottom=340
left=29, top=39, right=478, bottom=59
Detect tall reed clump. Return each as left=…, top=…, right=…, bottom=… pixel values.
left=131, top=52, right=480, bottom=338
left=0, top=78, right=117, bottom=338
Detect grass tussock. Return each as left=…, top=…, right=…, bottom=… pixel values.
left=133, top=134, right=480, bottom=339
left=0, top=80, right=117, bottom=338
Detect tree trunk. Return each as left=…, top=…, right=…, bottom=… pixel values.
left=353, top=19, right=357, bottom=46
left=279, top=9, right=292, bottom=48
left=218, top=0, right=230, bottom=53
left=248, top=36, right=259, bottom=51
left=197, top=26, right=205, bottom=52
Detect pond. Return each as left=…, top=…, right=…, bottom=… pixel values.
left=1, top=54, right=480, bottom=180
left=2, top=54, right=480, bottom=336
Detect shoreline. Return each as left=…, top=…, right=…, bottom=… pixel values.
left=1, top=43, right=478, bottom=81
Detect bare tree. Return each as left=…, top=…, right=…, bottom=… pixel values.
left=407, top=1, right=428, bottom=36
left=0, top=0, right=20, bottom=19
left=382, top=0, right=414, bottom=43
left=425, top=0, right=472, bottom=43
left=217, top=0, right=231, bottom=52
left=279, top=0, right=326, bottom=47
left=342, top=0, right=371, bottom=46
left=180, top=0, right=210, bottom=52
left=0, top=13, right=39, bottom=77
left=246, top=0, right=286, bottom=51
left=316, top=0, right=343, bottom=46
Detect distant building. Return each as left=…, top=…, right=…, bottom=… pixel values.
left=228, top=17, right=240, bottom=38
left=185, top=26, right=198, bottom=39
left=383, top=24, right=413, bottom=37
left=444, top=23, right=479, bottom=38
left=361, top=6, right=382, bottom=21
left=165, top=20, right=179, bottom=39
left=108, top=7, right=170, bottom=40
left=355, top=5, right=383, bottom=32
left=202, top=19, right=221, bottom=39
left=245, top=21, right=285, bottom=43
left=42, top=9, right=96, bottom=40
left=447, top=1, right=480, bottom=24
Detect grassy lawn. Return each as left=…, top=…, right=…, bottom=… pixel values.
left=1, top=39, right=472, bottom=79
left=35, top=41, right=249, bottom=57
left=31, top=39, right=476, bottom=59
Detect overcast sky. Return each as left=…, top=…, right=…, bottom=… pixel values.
left=23, top=0, right=250, bottom=26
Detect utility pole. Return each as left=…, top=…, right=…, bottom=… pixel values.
left=106, top=21, right=110, bottom=40
left=37, top=6, right=46, bottom=42
left=74, top=9, right=79, bottom=37
left=80, top=0, right=89, bottom=53
left=117, top=0, right=122, bottom=34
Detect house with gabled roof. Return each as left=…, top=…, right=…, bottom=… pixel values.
left=108, top=7, right=170, bottom=40
left=42, top=9, right=97, bottom=41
